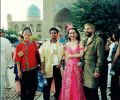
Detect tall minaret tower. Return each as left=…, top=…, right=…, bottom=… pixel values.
left=7, top=14, right=13, bottom=30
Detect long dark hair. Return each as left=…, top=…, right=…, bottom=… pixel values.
left=68, top=27, right=80, bottom=42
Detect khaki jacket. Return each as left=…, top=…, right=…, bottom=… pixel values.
left=83, top=34, right=104, bottom=88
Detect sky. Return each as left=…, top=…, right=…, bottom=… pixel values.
left=1, top=0, right=43, bottom=29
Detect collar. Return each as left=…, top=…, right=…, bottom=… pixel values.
left=85, top=34, right=97, bottom=46
left=22, top=40, right=32, bottom=45
left=88, top=35, right=94, bottom=41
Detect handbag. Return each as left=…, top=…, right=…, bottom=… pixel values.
left=37, top=71, right=47, bottom=92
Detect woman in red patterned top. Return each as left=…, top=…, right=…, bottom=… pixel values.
left=15, top=27, right=40, bottom=100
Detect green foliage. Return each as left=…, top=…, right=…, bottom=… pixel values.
left=5, top=30, right=18, bottom=37
left=30, top=34, right=42, bottom=41
left=5, top=30, right=18, bottom=43
left=71, top=0, right=120, bottom=33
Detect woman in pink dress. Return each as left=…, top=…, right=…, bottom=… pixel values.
left=59, top=27, right=86, bottom=100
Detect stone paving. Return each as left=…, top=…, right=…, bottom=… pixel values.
left=2, top=87, right=43, bottom=100
left=2, top=86, right=111, bottom=100
left=3, top=68, right=111, bottom=100
left=2, top=68, right=44, bottom=100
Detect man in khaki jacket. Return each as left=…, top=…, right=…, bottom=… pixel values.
left=83, top=23, right=104, bottom=100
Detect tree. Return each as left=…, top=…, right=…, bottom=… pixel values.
left=5, top=30, right=18, bottom=44
left=71, top=0, right=120, bottom=33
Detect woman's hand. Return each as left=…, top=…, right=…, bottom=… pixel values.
left=18, top=71, right=22, bottom=79
left=66, top=54, right=73, bottom=59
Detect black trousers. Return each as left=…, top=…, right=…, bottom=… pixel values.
left=111, top=76, right=120, bottom=100
left=84, top=86, right=99, bottom=100
left=99, top=72, right=108, bottom=100
left=20, top=69, right=38, bottom=100
left=43, top=66, right=62, bottom=100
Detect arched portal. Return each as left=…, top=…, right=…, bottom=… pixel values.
left=54, top=8, right=72, bottom=36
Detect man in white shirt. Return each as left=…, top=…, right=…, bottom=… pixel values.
left=0, top=29, right=13, bottom=99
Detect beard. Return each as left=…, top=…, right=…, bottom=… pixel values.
left=85, top=32, right=92, bottom=37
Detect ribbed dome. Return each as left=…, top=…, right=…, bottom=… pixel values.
left=27, top=4, right=41, bottom=17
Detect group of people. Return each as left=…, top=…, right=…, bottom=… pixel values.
left=0, top=22, right=120, bottom=100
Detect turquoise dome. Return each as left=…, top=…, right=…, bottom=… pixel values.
left=27, top=4, right=40, bottom=17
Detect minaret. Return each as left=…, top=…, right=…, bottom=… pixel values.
left=7, top=14, right=13, bottom=30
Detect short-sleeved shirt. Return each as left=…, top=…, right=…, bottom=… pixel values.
left=39, top=40, right=64, bottom=78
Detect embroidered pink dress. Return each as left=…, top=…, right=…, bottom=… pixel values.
left=59, top=45, right=86, bottom=100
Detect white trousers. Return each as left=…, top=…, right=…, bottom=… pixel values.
left=107, top=63, right=112, bottom=88
left=0, top=66, right=8, bottom=99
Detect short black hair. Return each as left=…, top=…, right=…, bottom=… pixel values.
left=49, top=27, right=59, bottom=33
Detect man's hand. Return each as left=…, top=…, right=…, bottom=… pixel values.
left=41, top=69, right=46, bottom=75
left=56, top=64, right=61, bottom=68
left=93, top=72, right=100, bottom=78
